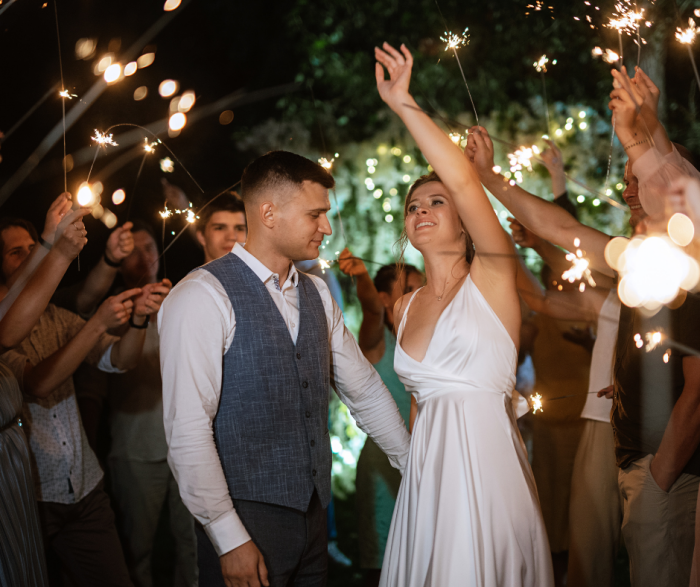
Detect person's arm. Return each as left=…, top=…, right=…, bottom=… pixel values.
left=337, top=248, right=386, bottom=362
left=375, top=44, right=515, bottom=278
left=650, top=356, right=700, bottom=491
left=514, top=239, right=606, bottom=322
left=468, top=127, right=614, bottom=276
left=540, top=139, right=568, bottom=201
left=509, top=217, right=617, bottom=290
left=73, top=222, right=134, bottom=316
left=108, top=280, right=170, bottom=370
left=315, top=274, right=411, bottom=472
left=0, top=207, right=90, bottom=351
left=158, top=275, right=268, bottom=586
left=20, top=288, right=142, bottom=398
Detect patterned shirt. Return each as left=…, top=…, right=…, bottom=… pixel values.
left=2, top=304, right=122, bottom=504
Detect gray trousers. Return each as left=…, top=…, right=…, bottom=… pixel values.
left=619, top=454, right=699, bottom=587
left=109, top=458, right=197, bottom=587
left=197, top=491, right=327, bottom=587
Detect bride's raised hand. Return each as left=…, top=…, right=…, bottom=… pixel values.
left=375, top=42, right=414, bottom=112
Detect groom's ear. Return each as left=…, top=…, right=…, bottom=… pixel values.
left=259, top=202, right=276, bottom=229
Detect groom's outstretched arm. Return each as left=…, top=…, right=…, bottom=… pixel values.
left=309, top=275, right=412, bottom=473
left=158, top=273, right=253, bottom=557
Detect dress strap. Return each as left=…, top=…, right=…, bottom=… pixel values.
left=397, top=287, right=422, bottom=340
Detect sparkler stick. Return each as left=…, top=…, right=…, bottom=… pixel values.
left=677, top=17, right=700, bottom=91
left=53, top=0, right=67, bottom=195
left=533, top=56, right=555, bottom=136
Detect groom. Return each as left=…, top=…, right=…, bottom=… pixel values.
left=159, top=151, right=412, bottom=586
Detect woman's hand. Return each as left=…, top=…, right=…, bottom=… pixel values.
left=609, top=67, right=643, bottom=133
left=508, top=217, right=543, bottom=250
left=338, top=248, right=368, bottom=277
left=41, top=193, right=73, bottom=245
left=634, top=67, right=660, bottom=120
left=540, top=140, right=564, bottom=177
left=53, top=208, right=92, bottom=260
left=375, top=43, right=414, bottom=112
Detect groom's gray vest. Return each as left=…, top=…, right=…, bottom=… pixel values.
left=198, top=253, right=332, bottom=512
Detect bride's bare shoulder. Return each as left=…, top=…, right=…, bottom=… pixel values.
left=393, top=291, right=416, bottom=334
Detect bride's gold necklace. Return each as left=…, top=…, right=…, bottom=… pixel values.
left=432, top=275, right=462, bottom=302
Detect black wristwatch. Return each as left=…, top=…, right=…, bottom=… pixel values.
left=129, top=315, right=149, bottom=329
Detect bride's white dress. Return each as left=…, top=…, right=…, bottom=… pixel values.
left=380, top=275, right=554, bottom=587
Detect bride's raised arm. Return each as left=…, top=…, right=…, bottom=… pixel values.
left=374, top=42, right=516, bottom=282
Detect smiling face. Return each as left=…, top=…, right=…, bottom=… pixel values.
left=404, top=180, right=466, bottom=255
left=272, top=180, right=333, bottom=261
left=196, top=210, right=247, bottom=263
left=1, top=226, right=35, bottom=283
left=622, top=161, right=645, bottom=228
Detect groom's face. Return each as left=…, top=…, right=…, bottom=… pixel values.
left=275, top=180, right=333, bottom=261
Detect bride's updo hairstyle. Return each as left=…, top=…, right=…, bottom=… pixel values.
left=395, top=172, right=475, bottom=272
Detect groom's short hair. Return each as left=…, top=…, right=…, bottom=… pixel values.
left=241, top=151, right=335, bottom=203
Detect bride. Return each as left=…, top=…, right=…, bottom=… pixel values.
left=374, top=42, right=554, bottom=587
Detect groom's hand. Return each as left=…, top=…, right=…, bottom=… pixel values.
left=220, top=540, right=269, bottom=587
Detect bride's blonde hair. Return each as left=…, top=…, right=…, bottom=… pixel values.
left=394, top=172, right=475, bottom=273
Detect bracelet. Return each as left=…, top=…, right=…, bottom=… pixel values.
left=39, top=237, right=53, bottom=251
left=623, top=139, right=648, bottom=151
left=129, top=315, right=149, bottom=330
left=103, top=253, right=122, bottom=268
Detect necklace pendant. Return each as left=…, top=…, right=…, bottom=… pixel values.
left=437, top=296, right=442, bottom=301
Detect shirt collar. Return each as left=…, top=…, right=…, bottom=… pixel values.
left=232, top=243, right=299, bottom=288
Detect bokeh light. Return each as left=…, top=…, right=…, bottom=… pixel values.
left=112, top=189, right=126, bottom=205
left=668, top=213, right=695, bottom=247
left=75, top=38, right=96, bottom=60
left=124, top=62, right=137, bottom=76
left=104, top=63, right=122, bottom=83
left=137, top=53, right=155, bottom=69
left=219, top=110, right=234, bottom=125
left=134, top=86, right=148, bottom=101
left=160, top=158, right=174, bottom=173
left=159, top=80, right=179, bottom=98
left=77, top=183, right=97, bottom=207
left=178, top=91, right=196, bottom=112
left=168, top=112, right=186, bottom=131
left=163, top=0, right=181, bottom=10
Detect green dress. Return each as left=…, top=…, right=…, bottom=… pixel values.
left=356, top=328, right=411, bottom=569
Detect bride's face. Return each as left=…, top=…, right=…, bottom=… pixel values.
left=404, top=181, right=464, bottom=252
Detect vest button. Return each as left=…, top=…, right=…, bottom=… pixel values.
left=312, top=469, right=317, bottom=476
left=306, top=411, right=311, bottom=418
left=302, top=381, right=309, bottom=388
left=310, top=440, right=315, bottom=447
left=297, top=353, right=301, bottom=360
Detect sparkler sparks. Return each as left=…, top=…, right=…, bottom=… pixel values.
left=561, top=238, right=597, bottom=288
left=525, top=1, right=554, bottom=17
left=592, top=46, right=620, bottom=63
left=159, top=203, right=199, bottom=222
left=318, top=155, right=338, bottom=170
left=143, top=138, right=159, bottom=153
left=58, top=89, right=77, bottom=99
left=606, top=1, right=646, bottom=39
left=530, top=393, right=544, bottom=414
left=440, top=28, right=469, bottom=51
left=676, top=18, right=698, bottom=45
left=533, top=55, right=556, bottom=73
left=91, top=129, right=117, bottom=147
left=645, top=330, right=663, bottom=352
left=319, top=259, right=332, bottom=274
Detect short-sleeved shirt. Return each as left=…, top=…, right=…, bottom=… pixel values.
left=612, top=293, right=700, bottom=474
left=1, top=304, right=122, bottom=503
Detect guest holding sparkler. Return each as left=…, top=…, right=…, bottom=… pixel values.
left=374, top=42, right=553, bottom=586
left=0, top=212, right=169, bottom=587
left=104, top=221, right=194, bottom=587
left=0, top=194, right=89, bottom=587
left=338, top=252, right=423, bottom=587
left=468, top=66, right=700, bottom=586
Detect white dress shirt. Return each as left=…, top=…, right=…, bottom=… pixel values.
left=158, top=243, right=411, bottom=557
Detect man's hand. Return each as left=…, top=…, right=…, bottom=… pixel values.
left=597, top=385, right=614, bottom=399
left=508, top=217, right=542, bottom=250
left=105, top=222, right=134, bottom=265
left=92, top=288, right=141, bottom=331
left=42, top=193, right=73, bottom=245
left=53, top=208, right=92, bottom=260
left=650, top=455, right=674, bottom=493
left=133, top=279, right=172, bottom=318
left=220, top=541, right=270, bottom=587
left=338, top=248, right=368, bottom=277
left=374, top=43, right=414, bottom=112
left=465, top=126, right=496, bottom=179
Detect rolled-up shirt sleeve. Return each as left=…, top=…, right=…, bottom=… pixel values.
left=634, top=145, right=700, bottom=220
left=158, top=275, right=251, bottom=556
left=308, top=276, right=412, bottom=473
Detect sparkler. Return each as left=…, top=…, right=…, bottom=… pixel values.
left=53, top=0, right=68, bottom=195
left=438, top=23, right=479, bottom=126
left=592, top=47, right=620, bottom=64
left=676, top=18, right=700, bottom=92
left=58, top=89, right=77, bottom=99
left=529, top=393, right=544, bottom=414
left=91, top=130, right=118, bottom=147
left=318, top=155, right=337, bottom=170
left=525, top=1, right=554, bottom=18
left=606, top=1, right=648, bottom=66
left=561, top=238, right=597, bottom=290
left=533, top=55, right=556, bottom=136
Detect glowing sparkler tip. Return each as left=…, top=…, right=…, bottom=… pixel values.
left=676, top=18, right=698, bottom=45
left=440, top=28, right=470, bottom=51
left=318, top=156, right=337, bottom=170
left=533, top=55, right=551, bottom=73
left=530, top=393, right=544, bottom=414
left=91, top=130, right=118, bottom=147
left=59, top=89, right=77, bottom=99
